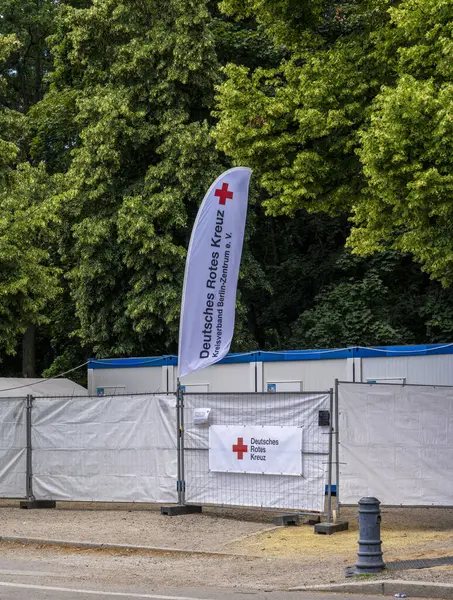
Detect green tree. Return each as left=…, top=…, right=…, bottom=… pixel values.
left=215, top=0, right=453, bottom=289
left=214, top=1, right=392, bottom=216
left=0, top=0, right=63, bottom=375
left=34, top=0, right=224, bottom=358
left=352, top=0, right=453, bottom=285
left=0, top=35, right=60, bottom=360
left=0, top=34, right=22, bottom=181
left=0, top=0, right=57, bottom=112
left=0, top=165, right=61, bottom=357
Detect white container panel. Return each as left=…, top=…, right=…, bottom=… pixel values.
left=89, top=367, right=164, bottom=395
left=362, top=355, right=453, bottom=386
left=179, top=362, right=253, bottom=393
left=263, top=359, right=348, bottom=392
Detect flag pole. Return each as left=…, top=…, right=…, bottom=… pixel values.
left=176, top=377, right=185, bottom=505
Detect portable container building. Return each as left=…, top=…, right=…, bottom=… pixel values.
left=88, top=343, right=453, bottom=395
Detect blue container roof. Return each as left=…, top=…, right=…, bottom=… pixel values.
left=88, top=343, right=453, bottom=369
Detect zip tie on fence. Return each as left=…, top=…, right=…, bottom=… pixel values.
left=0, top=361, right=89, bottom=393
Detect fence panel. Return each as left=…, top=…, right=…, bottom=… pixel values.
left=182, top=391, right=331, bottom=512
left=338, top=382, right=453, bottom=506
left=32, top=394, right=178, bottom=503
left=0, top=398, right=27, bottom=498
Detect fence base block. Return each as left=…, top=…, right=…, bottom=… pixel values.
left=305, top=516, right=321, bottom=525
left=273, top=514, right=300, bottom=526
left=314, top=521, right=349, bottom=535
left=160, top=505, right=202, bottom=516
left=20, top=500, right=56, bottom=510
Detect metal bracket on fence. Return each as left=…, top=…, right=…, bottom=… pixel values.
left=313, top=381, right=349, bottom=534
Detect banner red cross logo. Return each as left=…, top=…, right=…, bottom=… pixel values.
left=232, top=437, right=248, bottom=460
left=215, top=182, right=234, bottom=205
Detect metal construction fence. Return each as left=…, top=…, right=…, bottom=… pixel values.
left=0, top=389, right=334, bottom=516
left=337, top=380, right=453, bottom=508
left=182, top=391, right=332, bottom=514
left=31, top=394, right=178, bottom=503
left=0, top=397, right=27, bottom=498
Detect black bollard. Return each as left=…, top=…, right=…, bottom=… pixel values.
left=355, top=497, right=385, bottom=574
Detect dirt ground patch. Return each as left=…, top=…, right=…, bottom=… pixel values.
left=0, top=501, right=273, bottom=552
left=226, top=506, right=453, bottom=564
left=0, top=501, right=452, bottom=588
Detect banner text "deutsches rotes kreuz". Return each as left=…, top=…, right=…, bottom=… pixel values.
left=200, top=209, right=225, bottom=359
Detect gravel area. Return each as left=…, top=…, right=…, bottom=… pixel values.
left=0, top=502, right=452, bottom=589
left=0, top=502, right=272, bottom=552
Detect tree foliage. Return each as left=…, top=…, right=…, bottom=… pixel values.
left=0, top=32, right=60, bottom=355
left=0, top=33, right=23, bottom=183
left=0, top=5, right=62, bottom=363
left=36, top=0, right=224, bottom=357
left=215, top=2, right=391, bottom=217
left=215, top=0, right=453, bottom=286
left=352, top=0, right=453, bottom=284
left=0, top=165, right=61, bottom=354
left=0, top=0, right=57, bottom=111
left=1, top=0, right=453, bottom=376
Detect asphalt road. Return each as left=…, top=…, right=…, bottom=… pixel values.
left=0, top=583, right=391, bottom=600
left=0, top=549, right=389, bottom=600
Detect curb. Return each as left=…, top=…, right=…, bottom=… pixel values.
left=0, top=536, right=256, bottom=559
left=290, top=579, right=453, bottom=599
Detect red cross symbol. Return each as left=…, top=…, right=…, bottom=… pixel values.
left=232, top=437, right=248, bottom=460
left=215, top=182, right=234, bottom=205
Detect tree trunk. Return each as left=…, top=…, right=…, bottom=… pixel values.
left=22, top=326, right=36, bottom=378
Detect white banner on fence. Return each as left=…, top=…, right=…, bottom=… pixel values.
left=209, top=425, right=302, bottom=476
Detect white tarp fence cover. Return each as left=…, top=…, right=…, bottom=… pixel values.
left=31, top=394, right=178, bottom=503
left=209, top=425, right=303, bottom=476
left=183, top=392, right=330, bottom=511
left=0, top=398, right=26, bottom=498
left=339, top=382, right=453, bottom=506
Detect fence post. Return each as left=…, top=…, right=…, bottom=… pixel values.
left=180, top=387, right=186, bottom=506
left=176, top=388, right=182, bottom=505
left=25, top=394, right=34, bottom=503
left=161, top=386, right=202, bottom=516
left=327, top=388, right=333, bottom=523
left=20, top=395, right=56, bottom=510
left=335, top=378, right=340, bottom=516
left=315, top=388, right=348, bottom=533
